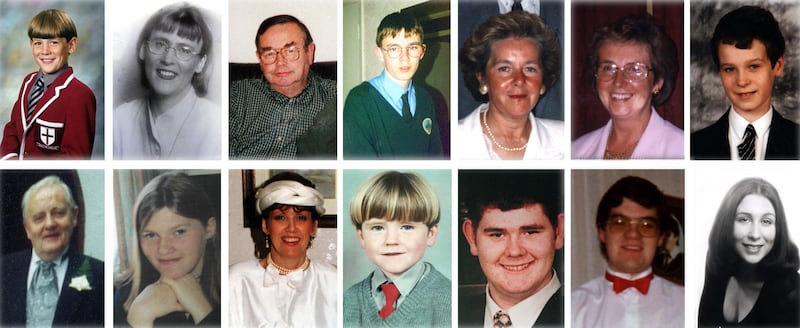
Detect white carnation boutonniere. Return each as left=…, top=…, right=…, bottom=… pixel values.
left=69, top=257, right=93, bottom=291
left=69, top=275, right=92, bottom=291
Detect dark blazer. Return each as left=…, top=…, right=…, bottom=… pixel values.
left=691, top=108, right=800, bottom=160
left=459, top=286, right=563, bottom=328
left=1, top=249, right=104, bottom=327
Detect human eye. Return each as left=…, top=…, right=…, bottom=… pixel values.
left=721, top=66, right=735, bottom=73
left=640, top=218, right=657, bottom=231
left=497, top=65, right=511, bottom=73
left=760, top=216, right=775, bottom=225
left=735, top=215, right=751, bottom=223
left=599, top=64, right=616, bottom=74
left=173, top=228, right=188, bottom=236
left=272, top=214, right=285, bottom=221
left=49, top=40, right=60, bottom=47
left=748, top=64, right=761, bottom=71
left=141, top=231, right=157, bottom=239
left=524, top=65, right=539, bottom=74
left=284, top=46, right=298, bottom=55
left=177, top=46, right=195, bottom=56
left=400, top=224, right=415, bottom=231
left=609, top=216, right=626, bottom=226
left=485, top=229, right=504, bottom=238
left=369, top=225, right=384, bottom=232
left=522, top=227, right=542, bottom=235
left=296, top=214, right=308, bottom=221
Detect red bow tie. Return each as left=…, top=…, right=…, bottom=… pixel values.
left=605, top=272, right=654, bottom=295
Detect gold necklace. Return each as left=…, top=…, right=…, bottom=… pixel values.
left=482, top=109, right=527, bottom=152
left=267, top=253, right=310, bottom=275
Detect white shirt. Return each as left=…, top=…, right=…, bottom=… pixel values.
left=572, top=268, right=684, bottom=328
left=114, top=91, right=220, bottom=160
left=572, top=107, right=684, bottom=159
left=229, top=259, right=337, bottom=328
left=728, top=106, right=772, bottom=160
left=483, top=270, right=561, bottom=328
left=27, top=248, right=69, bottom=293
left=458, top=103, right=565, bottom=160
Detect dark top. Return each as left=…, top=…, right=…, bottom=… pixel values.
left=691, top=108, right=800, bottom=160
left=698, top=272, right=800, bottom=327
left=459, top=285, right=563, bottom=328
left=114, top=282, right=221, bottom=327
left=1, top=249, right=104, bottom=326
left=343, top=82, right=444, bottom=159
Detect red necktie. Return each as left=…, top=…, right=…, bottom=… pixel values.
left=379, top=282, right=400, bottom=319
left=605, top=272, right=654, bottom=294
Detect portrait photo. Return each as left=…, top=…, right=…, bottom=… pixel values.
left=0, top=169, right=104, bottom=326
left=571, top=1, right=684, bottom=160
left=111, top=0, right=222, bottom=160
left=693, top=168, right=800, bottom=327
left=229, top=0, right=338, bottom=160
left=112, top=169, right=221, bottom=326
left=0, top=1, right=104, bottom=159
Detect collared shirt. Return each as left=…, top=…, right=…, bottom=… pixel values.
left=368, top=70, right=417, bottom=118
left=572, top=267, right=684, bottom=328
left=369, top=261, right=429, bottom=309
left=29, top=65, right=69, bottom=103
left=483, top=269, right=560, bottom=328
left=497, top=0, right=540, bottom=14
left=27, top=248, right=69, bottom=293
left=728, top=106, right=772, bottom=160
left=229, top=71, right=336, bottom=159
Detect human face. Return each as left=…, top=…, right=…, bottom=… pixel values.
left=599, top=198, right=664, bottom=274
left=718, top=40, right=784, bottom=121
left=595, top=41, right=663, bottom=122
left=479, top=38, right=545, bottom=120
left=463, top=204, right=563, bottom=308
left=24, top=186, right=78, bottom=262
left=30, top=37, right=76, bottom=74
left=262, top=206, right=318, bottom=267
left=375, top=30, right=425, bottom=89
left=358, top=218, right=437, bottom=280
left=139, top=208, right=215, bottom=279
left=257, top=23, right=314, bottom=98
left=732, top=194, right=776, bottom=264
left=140, top=30, right=206, bottom=99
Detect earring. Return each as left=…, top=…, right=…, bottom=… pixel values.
left=653, top=88, right=661, bottom=94
left=479, top=84, right=488, bottom=95
left=264, top=235, right=270, bottom=249
left=539, top=86, right=547, bottom=96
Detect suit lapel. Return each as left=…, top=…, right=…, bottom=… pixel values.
left=53, top=251, right=83, bottom=325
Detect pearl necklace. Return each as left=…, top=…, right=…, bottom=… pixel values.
left=267, top=253, right=310, bottom=275
left=481, top=109, right=528, bottom=152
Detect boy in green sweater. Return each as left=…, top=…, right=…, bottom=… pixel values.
left=343, top=12, right=444, bottom=159
left=344, top=171, right=451, bottom=327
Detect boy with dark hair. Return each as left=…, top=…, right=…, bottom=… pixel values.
left=691, top=5, right=798, bottom=160
left=1, top=9, right=96, bottom=160
left=344, top=12, right=444, bottom=159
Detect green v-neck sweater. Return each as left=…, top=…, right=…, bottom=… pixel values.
left=343, top=263, right=451, bottom=327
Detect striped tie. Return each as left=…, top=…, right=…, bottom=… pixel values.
left=737, top=124, right=756, bottom=160
left=28, top=76, right=45, bottom=117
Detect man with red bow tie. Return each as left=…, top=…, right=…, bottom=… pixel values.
left=572, top=176, right=684, bottom=328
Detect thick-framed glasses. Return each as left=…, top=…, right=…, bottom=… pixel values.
left=259, top=45, right=301, bottom=64
left=146, top=40, right=200, bottom=61
left=595, top=62, right=652, bottom=82
left=381, top=44, right=425, bottom=59
left=606, top=215, right=659, bottom=237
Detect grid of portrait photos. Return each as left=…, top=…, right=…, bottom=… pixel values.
left=0, top=0, right=798, bottom=327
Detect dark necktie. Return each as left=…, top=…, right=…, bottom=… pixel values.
left=493, top=310, right=513, bottom=327
left=511, top=0, right=523, bottom=11
left=27, top=261, right=59, bottom=327
left=379, top=282, right=400, bottom=319
left=401, top=92, right=412, bottom=122
left=605, top=272, right=654, bottom=295
left=738, top=124, right=756, bottom=160
left=28, top=76, right=45, bottom=117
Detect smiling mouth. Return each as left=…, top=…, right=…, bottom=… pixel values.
left=742, top=244, right=764, bottom=253
left=158, top=258, right=180, bottom=265
left=737, top=91, right=756, bottom=99
left=621, top=245, right=643, bottom=251
left=501, top=262, right=531, bottom=271
left=156, top=69, right=177, bottom=80
left=610, top=93, right=632, bottom=101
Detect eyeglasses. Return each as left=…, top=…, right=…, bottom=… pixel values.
left=259, top=45, right=301, bottom=64
left=381, top=44, right=425, bottom=59
left=595, top=62, right=652, bottom=82
left=606, top=215, right=659, bottom=237
left=146, top=40, right=200, bottom=62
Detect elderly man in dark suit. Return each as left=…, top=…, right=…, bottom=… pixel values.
left=1, top=176, right=103, bottom=326
left=459, top=171, right=564, bottom=328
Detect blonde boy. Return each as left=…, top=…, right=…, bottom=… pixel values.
left=344, top=171, right=451, bottom=326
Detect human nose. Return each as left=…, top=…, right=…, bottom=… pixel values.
left=158, top=237, right=175, bottom=254
left=286, top=217, right=298, bottom=232
left=736, top=71, right=750, bottom=87
left=612, top=68, right=629, bottom=86
left=160, top=47, right=178, bottom=62
left=505, top=234, right=524, bottom=256
left=384, top=226, right=399, bottom=245
left=747, top=222, right=761, bottom=240
left=624, top=221, right=642, bottom=238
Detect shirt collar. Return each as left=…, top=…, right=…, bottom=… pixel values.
left=38, top=65, right=69, bottom=87
left=606, top=266, right=653, bottom=281
left=31, top=247, right=69, bottom=265
left=485, top=269, right=561, bottom=328
left=728, top=106, right=773, bottom=141
left=370, top=260, right=427, bottom=298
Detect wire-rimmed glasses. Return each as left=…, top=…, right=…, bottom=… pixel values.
left=259, top=45, right=301, bottom=64
left=381, top=44, right=425, bottom=59
left=146, top=40, right=200, bottom=62
left=595, top=62, right=652, bottom=82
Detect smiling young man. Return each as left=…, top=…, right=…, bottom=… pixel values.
left=691, top=5, right=799, bottom=160
left=572, top=176, right=684, bottom=328
left=460, top=170, right=564, bottom=328
left=343, top=12, right=444, bottom=159
left=0, top=9, right=96, bottom=160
